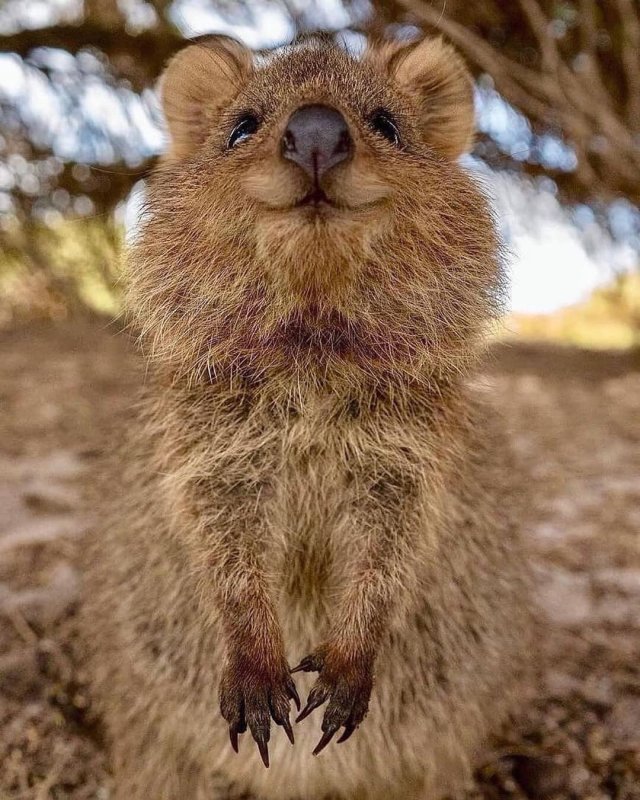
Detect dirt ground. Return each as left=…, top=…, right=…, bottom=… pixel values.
left=0, top=321, right=639, bottom=800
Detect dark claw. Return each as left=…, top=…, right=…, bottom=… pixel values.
left=256, top=738, right=270, bottom=768
left=291, top=659, right=312, bottom=674
left=296, top=703, right=315, bottom=723
left=229, top=720, right=247, bottom=753
left=287, top=677, right=301, bottom=711
left=296, top=687, right=327, bottom=723
left=313, top=728, right=337, bottom=755
left=291, top=654, right=322, bottom=674
left=225, top=707, right=246, bottom=755
left=282, top=715, right=295, bottom=745
left=337, top=724, right=356, bottom=744
left=268, top=690, right=295, bottom=745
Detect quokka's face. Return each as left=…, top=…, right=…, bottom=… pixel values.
left=156, top=36, right=479, bottom=290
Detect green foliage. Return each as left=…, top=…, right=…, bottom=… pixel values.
left=0, top=219, right=122, bottom=326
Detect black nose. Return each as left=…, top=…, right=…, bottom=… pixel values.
left=282, top=104, right=352, bottom=180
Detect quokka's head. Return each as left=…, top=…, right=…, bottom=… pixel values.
left=131, top=35, right=503, bottom=383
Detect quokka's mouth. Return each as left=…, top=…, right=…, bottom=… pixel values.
left=269, top=185, right=386, bottom=216
left=295, top=187, right=334, bottom=208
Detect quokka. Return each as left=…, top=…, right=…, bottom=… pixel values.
left=82, top=33, right=532, bottom=800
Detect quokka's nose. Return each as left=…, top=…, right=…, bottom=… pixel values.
left=282, top=104, right=352, bottom=180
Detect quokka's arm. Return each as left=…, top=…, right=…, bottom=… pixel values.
left=155, top=393, right=299, bottom=768
left=187, top=487, right=300, bottom=767
left=293, top=473, right=428, bottom=754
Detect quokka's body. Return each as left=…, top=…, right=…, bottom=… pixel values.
left=82, top=35, right=532, bottom=800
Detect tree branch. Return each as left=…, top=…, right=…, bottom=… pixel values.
left=0, top=24, right=184, bottom=89
left=614, top=0, right=640, bottom=128
left=397, top=0, right=640, bottom=204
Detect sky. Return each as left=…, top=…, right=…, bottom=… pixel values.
left=485, top=171, right=636, bottom=314
left=0, top=0, right=637, bottom=315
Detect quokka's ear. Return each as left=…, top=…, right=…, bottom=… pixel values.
left=160, top=35, right=253, bottom=161
left=384, top=37, right=475, bottom=159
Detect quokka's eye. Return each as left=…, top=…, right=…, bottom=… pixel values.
left=228, top=113, right=260, bottom=148
left=369, top=109, right=401, bottom=146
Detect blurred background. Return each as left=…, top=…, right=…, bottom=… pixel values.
left=0, top=3, right=639, bottom=799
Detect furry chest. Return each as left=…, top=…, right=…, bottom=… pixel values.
left=264, top=428, right=355, bottom=604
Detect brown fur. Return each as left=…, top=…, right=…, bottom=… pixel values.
left=82, top=35, right=532, bottom=800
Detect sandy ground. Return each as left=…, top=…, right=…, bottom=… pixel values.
left=0, top=321, right=639, bottom=800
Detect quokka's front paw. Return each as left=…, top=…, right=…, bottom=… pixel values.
left=219, top=654, right=300, bottom=768
left=292, top=644, right=374, bottom=755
